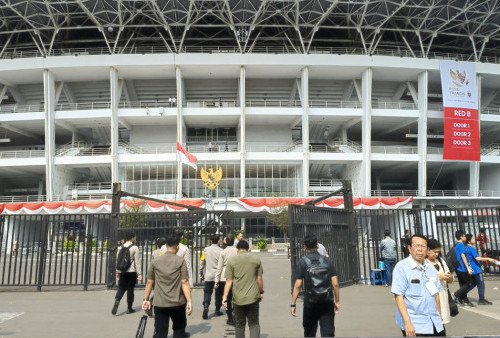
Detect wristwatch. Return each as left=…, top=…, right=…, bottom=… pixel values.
left=290, top=304, right=296, bottom=307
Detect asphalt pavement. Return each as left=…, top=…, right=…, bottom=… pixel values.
left=1, top=252, right=500, bottom=337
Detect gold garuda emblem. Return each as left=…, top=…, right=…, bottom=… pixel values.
left=201, top=167, right=223, bottom=189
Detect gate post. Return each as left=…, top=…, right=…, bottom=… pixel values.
left=107, top=183, right=121, bottom=288
left=36, top=216, right=49, bottom=292
left=343, top=180, right=360, bottom=283
left=288, top=204, right=296, bottom=291
left=83, top=215, right=93, bottom=291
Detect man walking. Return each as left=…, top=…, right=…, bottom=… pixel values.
left=112, top=231, right=142, bottom=315
left=200, top=234, right=223, bottom=319
left=176, top=230, right=194, bottom=288
left=380, top=230, right=397, bottom=286
left=391, top=234, right=445, bottom=336
left=453, top=230, right=474, bottom=307
left=291, top=234, right=339, bottom=337
left=215, top=234, right=238, bottom=325
left=223, top=240, right=263, bottom=338
left=147, top=237, right=167, bottom=317
left=142, top=234, right=192, bottom=338
left=233, top=231, right=244, bottom=248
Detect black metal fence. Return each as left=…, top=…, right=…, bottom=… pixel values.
left=289, top=204, right=359, bottom=287
left=0, top=211, right=241, bottom=290
left=356, top=207, right=500, bottom=283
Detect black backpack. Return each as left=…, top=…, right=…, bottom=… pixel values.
left=445, top=243, right=466, bottom=272
left=303, top=256, right=332, bottom=303
left=116, top=244, right=133, bottom=272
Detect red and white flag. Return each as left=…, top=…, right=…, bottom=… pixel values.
left=177, top=142, right=197, bottom=170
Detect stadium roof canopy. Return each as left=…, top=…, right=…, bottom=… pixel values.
left=1, top=0, right=500, bottom=61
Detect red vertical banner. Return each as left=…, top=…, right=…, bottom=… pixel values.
left=442, top=107, right=480, bottom=161
left=440, top=61, right=480, bottom=161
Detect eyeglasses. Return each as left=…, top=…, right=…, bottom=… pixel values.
left=412, top=244, right=427, bottom=250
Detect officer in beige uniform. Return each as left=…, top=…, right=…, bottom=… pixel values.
left=112, top=231, right=142, bottom=315
left=215, top=234, right=238, bottom=325
left=143, top=234, right=192, bottom=338
left=176, top=230, right=194, bottom=288
left=200, top=234, right=223, bottom=319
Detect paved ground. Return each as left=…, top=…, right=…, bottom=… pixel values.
left=1, top=252, right=500, bottom=337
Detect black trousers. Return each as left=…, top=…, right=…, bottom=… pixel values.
left=303, top=300, right=335, bottom=337
left=455, top=270, right=472, bottom=301
left=154, top=304, right=187, bottom=338
left=233, top=301, right=260, bottom=338
left=219, top=281, right=233, bottom=316
left=115, top=272, right=137, bottom=307
left=203, top=281, right=223, bottom=310
left=402, top=325, right=446, bottom=337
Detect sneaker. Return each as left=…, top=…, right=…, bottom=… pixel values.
left=227, top=317, right=235, bottom=326
left=454, top=296, right=463, bottom=306
left=111, top=300, right=119, bottom=315
left=127, top=308, right=136, bottom=314
left=478, top=299, right=493, bottom=305
left=202, top=308, right=208, bottom=320
left=463, top=299, right=475, bottom=307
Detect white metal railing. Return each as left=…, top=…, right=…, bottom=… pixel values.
left=63, top=193, right=113, bottom=201
left=55, top=102, right=111, bottom=111
left=428, top=104, right=444, bottom=111
left=185, top=100, right=239, bottom=108
left=426, top=190, right=471, bottom=197
left=309, top=179, right=344, bottom=187
left=187, top=144, right=239, bottom=152
left=56, top=142, right=110, bottom=156
left=119, top=142, right=176, bottom=154
left=119, top=101, right=177, bottom=108
left=427, top=147, right=443, bottom=154
left=0, top=104, right=44, bottom=114
left=481, top=107, right=500, bottom=115
left=481, top=143, right=500, bottom=155
left=328, top=139, right=362, bottom=153
left=0, top=150, right=45, bottom=158
left=69, top=182, right=112, bottom=191
left=371, top=190, right=419, bottom=197
left=246, top=100, right=301, bottom=107
left=308, top=100, right=361, bottom=108
left=4, top=46, right=500, bottom=64
left=186, top=136, right=238, bottom=143
left=372, top=102, right=418, bottom=110
left=246, top=140, right=302, bottom=152
left=478, top=190, right=500, bottom=197
left=0, top=195, right=47, bottom=203
left=371, top=146, right=418, bottom=154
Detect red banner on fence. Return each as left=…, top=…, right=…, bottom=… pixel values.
left=443, top=107, right=480, bottom=161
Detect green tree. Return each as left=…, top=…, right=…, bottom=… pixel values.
left=120, top=202, right=148, bottom=229
left=267, top=205, right=289, bottom=240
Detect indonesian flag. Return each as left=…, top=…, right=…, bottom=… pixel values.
left=177, top=142, right=197, bottom=170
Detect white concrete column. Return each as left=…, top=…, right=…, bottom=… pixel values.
left=43, top=70, right=56, bottom=201
left=417, top=71, right=428, bottom=197
left=301, top=67, right=309, bottom=197
left=470, top=75, right=481, bottom=197
left=176, top=66, right=183, bottom=197
left=110, top=67, right=119, bottom=184
left=341, top=127, right=348, bottom=144
left=361, top=68, right=372, bottom=196
left=239, top=66, right=246, bottom=197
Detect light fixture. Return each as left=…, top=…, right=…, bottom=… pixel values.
left=0, top=138, right=11, bottom=143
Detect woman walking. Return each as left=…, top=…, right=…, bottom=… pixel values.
left=427, top=239, right=454, bottom=325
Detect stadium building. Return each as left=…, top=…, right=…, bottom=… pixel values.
left=1, top=0, right=500, bottom=225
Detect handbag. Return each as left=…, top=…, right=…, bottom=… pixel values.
left=447, top=288, right=459, bottom=317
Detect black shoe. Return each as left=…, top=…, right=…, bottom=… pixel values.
left=215, top=310, right=223, bottom=316
left=111, top=300, right=119, bottom=315
left=463, top=299, right=475, bottom=307
left=454, top=296, right=463, bottom=306
left=126, top=308, right=136, bottom=314
left=227, top=317, right=235, bottom=326
left=478, top=299, right=493, bottom=305
left=202, top=308, right=208, bottom=320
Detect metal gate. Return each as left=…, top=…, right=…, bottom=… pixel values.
left=288, top=181, right=359, bottom=287
left=0, top=213, right=112, bottom=290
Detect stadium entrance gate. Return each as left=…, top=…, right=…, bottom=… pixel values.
left=288, top=181, right=360, bottom=288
